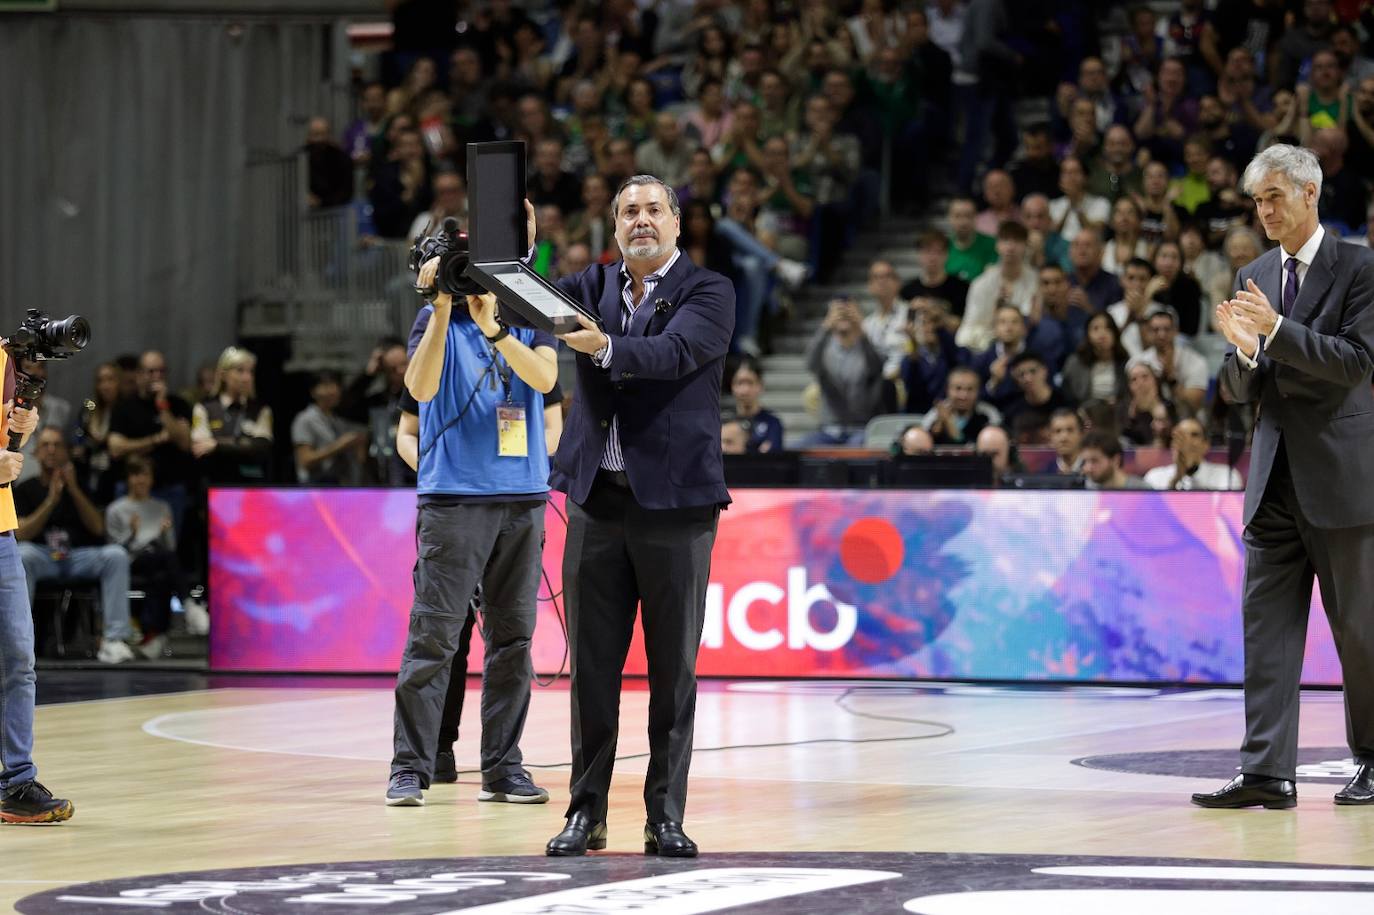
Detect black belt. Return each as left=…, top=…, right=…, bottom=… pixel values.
left=596, top=468, right=631, bottom=489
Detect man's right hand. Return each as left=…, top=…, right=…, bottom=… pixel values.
left=525, top=198, right=537, bottom=246
left=1216, top=300, right=1260, bottom=360
left=419, top=256, right=451, bottom=308
left=0, top=451, right=22, bottom=485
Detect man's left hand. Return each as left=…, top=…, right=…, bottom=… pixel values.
left=1232, top=278, right=1279, bottom=336
left=558, top=314, right=609, bottom=355
left=467, top=293, right=502, bottom=337
left=7, top=403, right=38, bottom=436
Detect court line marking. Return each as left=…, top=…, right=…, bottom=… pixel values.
left=929, top=709, right=1239, bottom=756
left=37, top=688, right=222, bottom=709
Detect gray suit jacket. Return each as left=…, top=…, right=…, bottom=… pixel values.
left=1220, top=233, right=1374, bottom=529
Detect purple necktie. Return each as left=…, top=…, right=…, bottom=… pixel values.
left=1283, top=256, right=1299, bottom=316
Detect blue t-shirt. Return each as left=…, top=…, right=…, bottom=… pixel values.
left=407, top=307, right=558, bottom=502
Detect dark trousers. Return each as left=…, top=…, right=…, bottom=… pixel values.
left=1241, top=440, right=1374, bottom=780
left=130, top=546, right=188, bottom=637
left=438, top=603, right=477, bottom=751
left=562, top=472, right=719, bottom=824
left=391, top=501, right=543, bottom=787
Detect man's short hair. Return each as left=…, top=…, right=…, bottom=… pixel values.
left=1022, top=121, right=1051, bottom=139
left=1124, top=257, right=1155, bottom=275
left=1146, top=304, right=1181, bottom=326
left=994, top=302, right=1026, bottom=319
left=612, top=174, right=682, bottom=219
left=1007, top=351, right=1047, bottom=373
left=948, top=365, right=980, bottom=384
left=313, top=370, right=343, bottom=388
left=1040, top=262, right=1066, bottom=276
left=996, top=220, right=1030, bottom=243
left=125, top=455, right=154, bottom=478
left=1080, top=431, right=1122, bottom=462
left=1050, top=407, right=1083, bottom=430
left=917, top=229, right=949, bottom=251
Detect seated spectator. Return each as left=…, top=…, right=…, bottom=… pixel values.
left=1059, top=97, right=1102, bottom=164
left=720, top=420, right=749, bottom=455
left=896, top=425, right=936, bottom=456
left=1192, top=157, right=1251, bottom=249
left=527, top=139, right=582, bottom=216
left=727, top=357, right=785, bottom=454
left=1050, top=157, right=1111, bottom=241
left=970, top=304, right=1035, bottom=409
left=1313, top=126, right=1369, bottom=233
left=1349, top=76, right=1374, bottom=180
left=757, top=69, right=798, bottom=140
left=1180, top=224, right=1230, bottom=320
left=1034, top=263, right=1090, bottom=363
left=1067, top=228, right=1123, bottom=314
left=677, top=149, right=720, bottom=208
left=679, top=199, right=733, bottom=276
left=636, top=112, right=694, bottom=190
left=565, top=173, right=617, bottom=262
left=712, top=101, right=766, bottom=180
left=1077, top=398, right=1124, bottom=445
left=304, top=117, right=354, bottom=209
left=957, top=221, right=1038, bottom=352
left=1020, top=193, right=1072, bottom=271
left=1108, top=257, right=1169, bottom=357
left=1062, top=311, right=1130, bottom=405
left=1139, top=307, right=1209, bottom=418
left=862, top=259, right=911, bottom=409
left=191, top=347, right=273, bottom=484
left=684, top=78, right=733, bottom=150
left=975, top=423, right=1023, bottom=483
left=407, top=169, right=468, bottom=241
left=1048, top=408, right=1084, bottom=474
left=921, top=367, right=1001, bottom=447
left=108, top=350, right=194, bottom=536
left=73, top=361, right=121, bottom=505
left=1198, top=94, right=1260, bottom=174
left=1117, top=359, right=1177, bottom=446
left=1152, top=239, right=1204, bottom=336
left=1079, top=432, right=1147, bottom=490
left=1009, top=123, right=1061, bottom=202
left=1143, top=418, right=1243, bottom=491
left=369, top=128, right=432, bottom=239
left=1212, top=225, right=1264, bottom=304
left=945, top=197, right=998, bottom=284
left=1299, top=49, right=1351, bottom=140
left=804, top=298, right=884, bottom=445
left=292, top=372, right=368, bottom=484
left=975, top=170, right=1020, bottom=236
left=1003, top=352, right=1074, bottom=445
left=1137, top=160, right=1183, bottom=248
left=341, top=337, right=412, bottom=484
left=343, top=81, right=388, bottom=165
left=757, top=136, right=816, bottom=263
left=901, top=230, right=969, bottom=318
left=900, top=298, right=963, bottom=416
left=1089, top=125, right=1144, bottom=204
left=1170, top=135, right=1213, bottom=216
left=1134, top=58, right=1197, bottom=168
left=105, top=457, right=197, bottom=659
left=1101, top=198, right=1151, bottom=276
left=17, top=428, right=134, bottom=665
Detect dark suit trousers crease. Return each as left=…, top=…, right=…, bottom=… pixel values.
left=391, top=501, right=543, bottom=786
left=562, top=475, right=719, bottom=824
left=1241, top=439, right=1374, bottom=779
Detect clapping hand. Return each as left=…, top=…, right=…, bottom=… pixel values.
left=1231, top=278, right=1279, bottom=337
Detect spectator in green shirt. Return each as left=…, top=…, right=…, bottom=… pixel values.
left=1168, top=134, right=1213, bottom=215
left=946, top=197, right=999, bottom=283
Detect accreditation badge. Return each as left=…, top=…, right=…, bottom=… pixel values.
left=497, top=405, right=528, bottom=457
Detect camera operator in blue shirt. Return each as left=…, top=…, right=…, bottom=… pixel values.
left=385, top=255, right=559, bottom=808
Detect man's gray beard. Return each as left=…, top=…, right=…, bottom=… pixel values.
left=626, top=240, right=667, bottom=259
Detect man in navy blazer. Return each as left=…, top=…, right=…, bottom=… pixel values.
left=537, top=175, right=735, bottom=857
left=1193, top=144, right=1374, bottom=810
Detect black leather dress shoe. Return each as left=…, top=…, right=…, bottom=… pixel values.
left=1335, top=763, right=1374, bottom=805
left=545, top=811, right=607, bottom=856
left=1191, top=774, right=1296, bottom=809
left=644, top=821, right=698, bottom=857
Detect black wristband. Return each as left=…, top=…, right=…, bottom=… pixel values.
left=484, top=325, right=510, bottom=344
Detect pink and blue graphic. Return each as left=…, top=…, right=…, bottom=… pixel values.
left=209, top=488, right=1341, bottom=684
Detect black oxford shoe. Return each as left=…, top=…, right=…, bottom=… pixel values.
left=545, top=811, right=606, bottom=856
left=644, top=821, right=698, bottom=858
left=1335, top=763, right=1374, bottom=805
left=1191, top=773, right=1296, bottom=809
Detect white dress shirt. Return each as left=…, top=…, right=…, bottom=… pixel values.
left=1237, top=225, right=1324, bottom=368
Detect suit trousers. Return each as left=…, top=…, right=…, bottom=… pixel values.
left=391, top=500, right=543, bottom=787
left=562, top=472, right=719, bottom=824
left=1241, top=439, right=1374, bottom=779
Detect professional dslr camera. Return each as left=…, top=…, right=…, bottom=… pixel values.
left=408, top=217, right=484, bottom=299
left=2, top=308, right=90, bottom=455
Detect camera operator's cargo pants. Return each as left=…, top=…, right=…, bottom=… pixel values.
left=390, top=500, right=543, bottom=787
left=0, top=533, right=39, bottom=789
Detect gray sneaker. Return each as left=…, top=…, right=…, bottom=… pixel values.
left=385, top=770, right=424, bottom=806
left=479, top=772, right=549, bottom=804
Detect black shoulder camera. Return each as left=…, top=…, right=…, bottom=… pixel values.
left=408, top=217, right=484, bottom=299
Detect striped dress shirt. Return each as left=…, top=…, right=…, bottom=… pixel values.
left=595, top=248, right=682, bottom=471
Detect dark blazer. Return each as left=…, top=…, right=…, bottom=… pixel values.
left=1220, top=233, right=1374, bottom=529
left=550, top=251, right=735, bottom=510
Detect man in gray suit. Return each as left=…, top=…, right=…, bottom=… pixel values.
left=1193, top=144, right=1374, bottom=809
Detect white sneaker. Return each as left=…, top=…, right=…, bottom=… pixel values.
left=96, top=640, right=135, bottom=665
left=775, top=258, right=810, bottom=290
left=183, top=598, right=210, bottom=636
left=137, top=634, right=168, bottom=660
